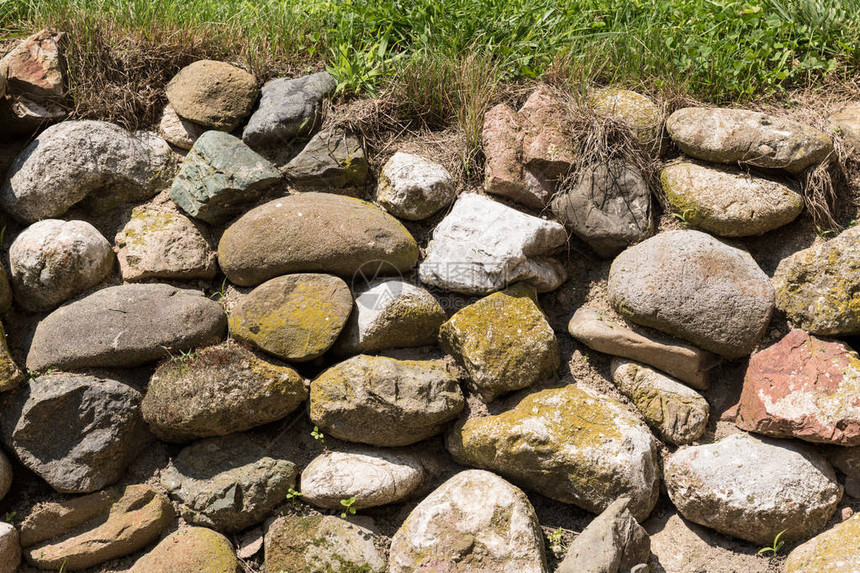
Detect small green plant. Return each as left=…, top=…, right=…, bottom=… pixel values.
left=209, top=277, right=229, bottom=301
left=285, top=488, right=302, bottom=502
left=816, top=226, right=837, bottom=238
left=3, top=511, right=16, bottom=524
left=311, top=426, right=326, bottom=444
left=672, top=208, right=696, bottom=225
left=339, top=496, right=357, bottom=518
left=161, top=346, right=198, bottom=366
left=547, top=527, right=567, bottom=555
left=758, top=529, right=787, bottom=556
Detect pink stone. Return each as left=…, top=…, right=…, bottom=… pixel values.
left=2, top=30, right=65, bottom=100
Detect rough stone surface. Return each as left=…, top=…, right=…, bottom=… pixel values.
left=551, top=160, right=653, bottom=258
left=0, top=373, right=148, bottom=493
left=129, top=527, right=238, bottom=573
left=229, top=273, right=353, bottom=362
left=115, top=205, right=217, bottom=281
left=831, top=102, right=860, bottom=151
left=666, top=107, right=833, bottom=173
left=829, top=447, right=860, bottom=498
left=0, top=120, right=174, bottom=222
left=448, top=384, right=660, bottom=522
left=376, top=151, right=456, bottom=220
left=161, top=434, right=297, bottom=533
left=27, top=283, right=226, bottom=371
left=301, top=447, right=427, bottom=510
left=482, top=103, right=531, bottom=206
left=310, top=355, right=464, bottom=447
left=265, top=515, right=385, bottom=573
left=737, top=330, right=860, bottom=445
left=20, top=485, right=173, bottom=570
left=170, top=130, right=281, bottom=224
left=0, top=523, right=20, bottom=573
left=142, top=341, right=308, bottom=442
left=218, top=193, right=418, bottom=286
left=661, top=161, right=803, bottom=236
left=0, top=322, right=25, bottom=392
left=439, top=284, right=559, bottom=401
left=664, top=432, right=842, bottom=545
left=242, top=71, right=336, bottom=148
left=165, top=60, right=258, bottom=131
left=589, top=88, right=662, bottom=148
left=332, top=279, right=445, bottom=356
left=419, top=193, right=567, bottom=295
left=556, top=497, right=650, bottom=573
left=784, top=513, right=860, bottom=572
left=772, top=226, right=860, bottom=336
left=158, top=103, right=207, bottom=150
left=388, top=469, right=547, bottom=573
left=611, top=359, right=709, bottom=445
left=608, top=229, right=774, bottom=358
left=283, top=129, right=368, bottom=190
left=1, top=29, right=65, bottom=100
left=9, top=219, right=114, bottom=312
left=0, top=450, right=11, bottom=502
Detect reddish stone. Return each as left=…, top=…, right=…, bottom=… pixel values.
left=482, top=103, right=529, bottom=203
left=737, top=329, right=860, bottom=445
left=1, top=30, right=65, bottom=100
left=519, top=86, right=577, bottom=179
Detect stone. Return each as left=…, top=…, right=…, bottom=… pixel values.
left=332, top=279, right=445, bottom=356
left=772, top=226, right=860, bottom=336
left=785, top=513, right=860, bottom=572
left=482, top=103, right=531, bottom=206
left=9, top=219, right=114, bottom=312
left=0, top=323, right=24, bottom=392
left=448, top=384, right=660, bottom=521
left=608, top=229, right=773, bottom=359
left=27, top=283, right=226, bottom=371
left=310, top=355, right=464, bottom=447
left=265, top=515, right=385, bottom=573
left=242, top=71, right=337, bottom=148
left=229, top=273, right=352, bottom=362
left=388, top=470, right=547, bottom=573
left=158, top=103, right=207, bottom=150
left=161, top=434, right=297, bottom=533
left=0, top=120, right=172, bottom=222
left=830, top=102, right=860, bottom=151
left=736, top=329, right=860, bottom=445
left=0, top=450, right=11, bottom=501
left=611, top=359, right=709, bottom=445
left=170, top=130, right=281, bottom=225
left=439, top=283, right=559, bottom=401
left=129, top=527, right=238, bottom=573
left=589, top=88, right=662, bottom=148
left=661, top=161, right=803, bottom=236
left=551, top=161, right=653, bottom=258
left=165, top=60, right=258, bottom=131
left=20, top=485, right=173, bottom=570
left=218, top=193, right=418, bottom=286
left=0, top=263, right=11, bottom=316
left=376, top=151, right=456, bottom=220
left=666, top=107, right=833, bottom=173
left=419, top=193, right=567, bottom=295
left=556, top=497, right=650, bottom=573
left=829, top=447, right=860, bottom=498
left=1, top=29, right=65, bottom=101
left=115, top=205, right=217, bottom=281
left=568, top=306, right=715, bottom=390
left=142, top=341, right=308, bottom=442
left=664, top=432, right=842, bottom=545
left=0, top=523, right=20, bottom=573
left=0, top=95, right=65, bottom=137
left=0, top=373, right=149, bottom=493
left=283, top=129, right=368, bottom=190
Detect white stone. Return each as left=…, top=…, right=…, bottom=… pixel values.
left=158, top=103, right=207, bottom=150
left=376, top=152, right=456, bottom=220
left=0, top=523, right=20, bottom=573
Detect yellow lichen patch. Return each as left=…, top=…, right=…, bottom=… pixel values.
left=785, top=514, right=860, bottom=572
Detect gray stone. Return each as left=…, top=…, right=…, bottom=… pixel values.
left=161, top=434, right=297, bottom=533
left=829, top=447, right=860, bottom=498
left=9, top=219, right=114, bottom=312
left=551, top=161, right=653, bottom=258
left=664, top=432, right=842, bottom=545
left=26, top=283, right=226, bottom=371
left=419, top=193, right=567, bottom=295
left=283, top=129, right=368, bottom=191
left=0, top=373, right=149, bottom=493
left=242, top=71, right=336, bottom=148
left=165, top=60, right=258, bottom=132
left=0, top=523, right=20, bottom=573
left=309, top=355, right=464, bottom=447
left=608, top=229, right=774, bottom=358
left=666, top=107, right=832, bottom=173
left=170, top=130, right=281, bottom=224
left=158, top=103, right=207, bottom=150
left=388, top=470, right=547, bottom=573
left=376, top=151, right=456, bottom=220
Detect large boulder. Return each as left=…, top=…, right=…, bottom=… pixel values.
left=439, top=284, right=559, bottom=401
left=26, top=283, right=226, bottom=371
left=310, top=355, right=464, bottom=447
left=388, top=469, right=547, bottom=573
left=0, top=373, right=149, bottom=493
left=376, top=151, right=456, bottom=220
left=448, top=384, right=660, bottom=521
left=419, top=193, right=567, bottom=295
left=664, top=432, right=842, bottom=545
left=589, top=88, right=662, bottom=148
left=283, top=129, right=368, bottom=190
left=129, top=527, right=238, bottom=573
left=218, top=193, right=418, bottom=286
left=772, top=226, right=860, bottom=336
left=608, top=229, right=773, bottom=358
left=228, top=273, right=353, bottom=362
left=0, top=29, right=65, bottom=101
left=165, top=60, right=258, bottom=131
left=141, top=342, right=307, bottom=442
left=9, top=219, right=114, bottom=312
left=737, top=330, right=860, bottom=445
left=666, top=107, right=832, bottom=173
left=784, top=513, right=860, bottom=573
